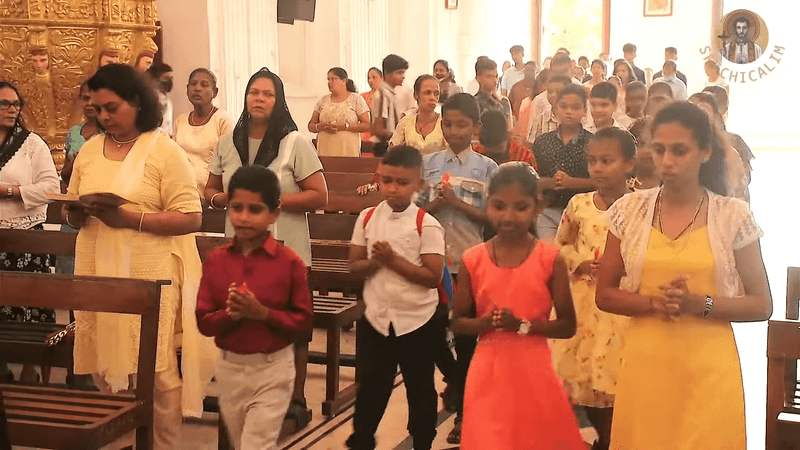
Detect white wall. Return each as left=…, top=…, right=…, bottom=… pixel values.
left=189, top=0, right=532, bottom=141
left=158, top=0, right=212, bottom=120
left=609, top=0, right=714, bottom=95
left=609, top=0, right=799, bottom=148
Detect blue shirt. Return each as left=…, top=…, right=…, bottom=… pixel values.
left=416, top=146, right=498, bottom=273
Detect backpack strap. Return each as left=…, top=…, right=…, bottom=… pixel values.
left=362, top=206, right=378, bottom=229
left=415, top=208, right=425, bottom=235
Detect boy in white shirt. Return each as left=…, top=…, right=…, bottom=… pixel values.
left=346, top=145, right=445, bottom=450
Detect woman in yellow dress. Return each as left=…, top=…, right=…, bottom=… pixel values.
left=64, top=64, right=204, bottom=448
left=597, top=101, right=772, bottom=450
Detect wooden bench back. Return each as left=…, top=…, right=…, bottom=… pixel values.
left=0, top=228, right=229, bottom=261
left=787, top=267, right=800, bottom=320
left=766, top=319, right=800, bottom=449
left=308, top=213, right=358, bottom=243
left=200, top=208, right=227, bottom=234
left=324, top=172, right=376, bottom=193
left=320, top=156, right=380, bottom=174
left=0, top=271, right=165, bottom=402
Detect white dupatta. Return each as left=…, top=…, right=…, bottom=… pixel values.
left=172, top=233, right=219, bottom=417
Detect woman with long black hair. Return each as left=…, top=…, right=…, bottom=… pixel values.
left=204, top=67, right=328, bottom=432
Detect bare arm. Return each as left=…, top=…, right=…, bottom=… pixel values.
left=344, top=111, right=371, bottom=133
left=451, top=266, right=494, bottom=335
left=281, top=171, right=328, bottom=213
left=596, top=232, right=660, bottom=317
left=373, top=117, right=393, bottom=141
left=307, top=111, right=321, bottom=133
left=349, top=245, right=380, bottom=279
left=382, top=250, right=444, bottom=289
left=527, top=256, right=577, bottom=338
left=204, top=173, right=227, bottom=208
left=421, top=196, right=446, bottom=214
left=671, top=240, right=772, bottom=322
left=65, top=203, right=201, bottom=236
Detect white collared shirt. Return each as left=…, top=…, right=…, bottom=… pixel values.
left=351, top=201, right=445, bottom=336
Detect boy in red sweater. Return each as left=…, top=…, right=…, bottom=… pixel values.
left=196, top=165, right=312, bottom=450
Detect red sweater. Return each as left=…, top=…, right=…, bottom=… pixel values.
left=196, top=234, right=313, bottom=354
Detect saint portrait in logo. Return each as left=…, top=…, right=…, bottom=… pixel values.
left=719, top=10, right=769, bottom=64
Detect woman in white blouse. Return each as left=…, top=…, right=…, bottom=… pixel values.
left=173, top=68, right=234, bottom=201
left=0, top=81, right=60, bottom=382
left=307, top=67, right=371, bottom=157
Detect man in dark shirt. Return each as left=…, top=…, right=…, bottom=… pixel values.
left=622, top=43, right=646, bottom=83
left=653, top=46, right=688, bottom=86
left=474, top=57, right=512, bottom=123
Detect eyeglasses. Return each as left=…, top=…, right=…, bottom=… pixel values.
left=0, top=100, right=22, bottom=111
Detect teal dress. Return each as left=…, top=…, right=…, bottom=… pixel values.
left=55, top=124, right=90, bottom=275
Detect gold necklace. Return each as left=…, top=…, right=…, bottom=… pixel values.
left=490, top=236, right=536, bottom=268
left=656, top=187, right=705, bottom=242
left=190, top=106, right=216, bottom=126
left=108, top=133, right=140, bottom=149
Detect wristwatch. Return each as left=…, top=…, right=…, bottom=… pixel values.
left=6, top=187, right=12, bottom=199
left=702, top=295, right=714, bottom=318
left=517, top=320, right=531, bottom=336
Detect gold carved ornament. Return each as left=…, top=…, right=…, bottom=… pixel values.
left=0, top=0, right=160, bottom=171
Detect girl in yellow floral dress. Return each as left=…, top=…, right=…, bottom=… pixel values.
left=553, top=128, right=636, bottom=450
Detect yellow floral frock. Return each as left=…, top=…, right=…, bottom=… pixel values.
left=610, top=226, right=746, bottom=450
left=552, top=192, right=629, bottom=407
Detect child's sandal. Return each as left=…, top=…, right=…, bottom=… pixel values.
left=285, top=400, right=312, bottom=430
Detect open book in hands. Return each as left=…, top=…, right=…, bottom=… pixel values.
left=46, top=192, right=131, bottom=209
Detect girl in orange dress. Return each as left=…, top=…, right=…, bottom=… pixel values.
left=452, top=162, right=585, bottom=450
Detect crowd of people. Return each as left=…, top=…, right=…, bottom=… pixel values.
left=0, top=39, right=771, bottom=450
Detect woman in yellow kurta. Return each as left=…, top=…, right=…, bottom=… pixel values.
left=64, top=64, right=203, bottom=449
left=597, top=102, right=772, bottom=450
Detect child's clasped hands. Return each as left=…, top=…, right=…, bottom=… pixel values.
left=226, top=282, right=268, bottom=321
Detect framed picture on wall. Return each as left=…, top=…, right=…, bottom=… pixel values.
left=445, top=0, right=458, bottom=10
left=643, top=0, right=672, bottom=17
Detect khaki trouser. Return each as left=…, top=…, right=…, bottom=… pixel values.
left=216, top=345, right=295, bottom=450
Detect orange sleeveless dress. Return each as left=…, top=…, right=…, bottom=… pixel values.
left=460, top=241, right=585, bottom=450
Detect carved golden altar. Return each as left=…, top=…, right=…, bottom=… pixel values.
left=0, top=0, right=159, bottom=168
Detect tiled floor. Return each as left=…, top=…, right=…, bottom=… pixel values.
left=9, top=150, right=796, bottom=450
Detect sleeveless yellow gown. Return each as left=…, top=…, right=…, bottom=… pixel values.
left=610, top=227, right=746, bottom=449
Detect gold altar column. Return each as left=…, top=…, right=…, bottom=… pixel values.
left=0, top=0, right=160, bottom=168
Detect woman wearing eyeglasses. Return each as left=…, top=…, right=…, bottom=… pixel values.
left=0, top=81, right=60, bottom=383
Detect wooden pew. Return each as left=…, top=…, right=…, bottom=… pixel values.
left=319, top=156, right=380, bottom=174
left=0, top=229, right=227, bottom=385
left=0, top=271, right=167, bottom=450
left=766, top=318, right=800, bottom=450
left=786, top=266, right=800, bottom=320
left=306, top=212, right=365, bottom=417
left=765, top=267, right=800, bottom=449
left=319, top=156, right=382, bottom=214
